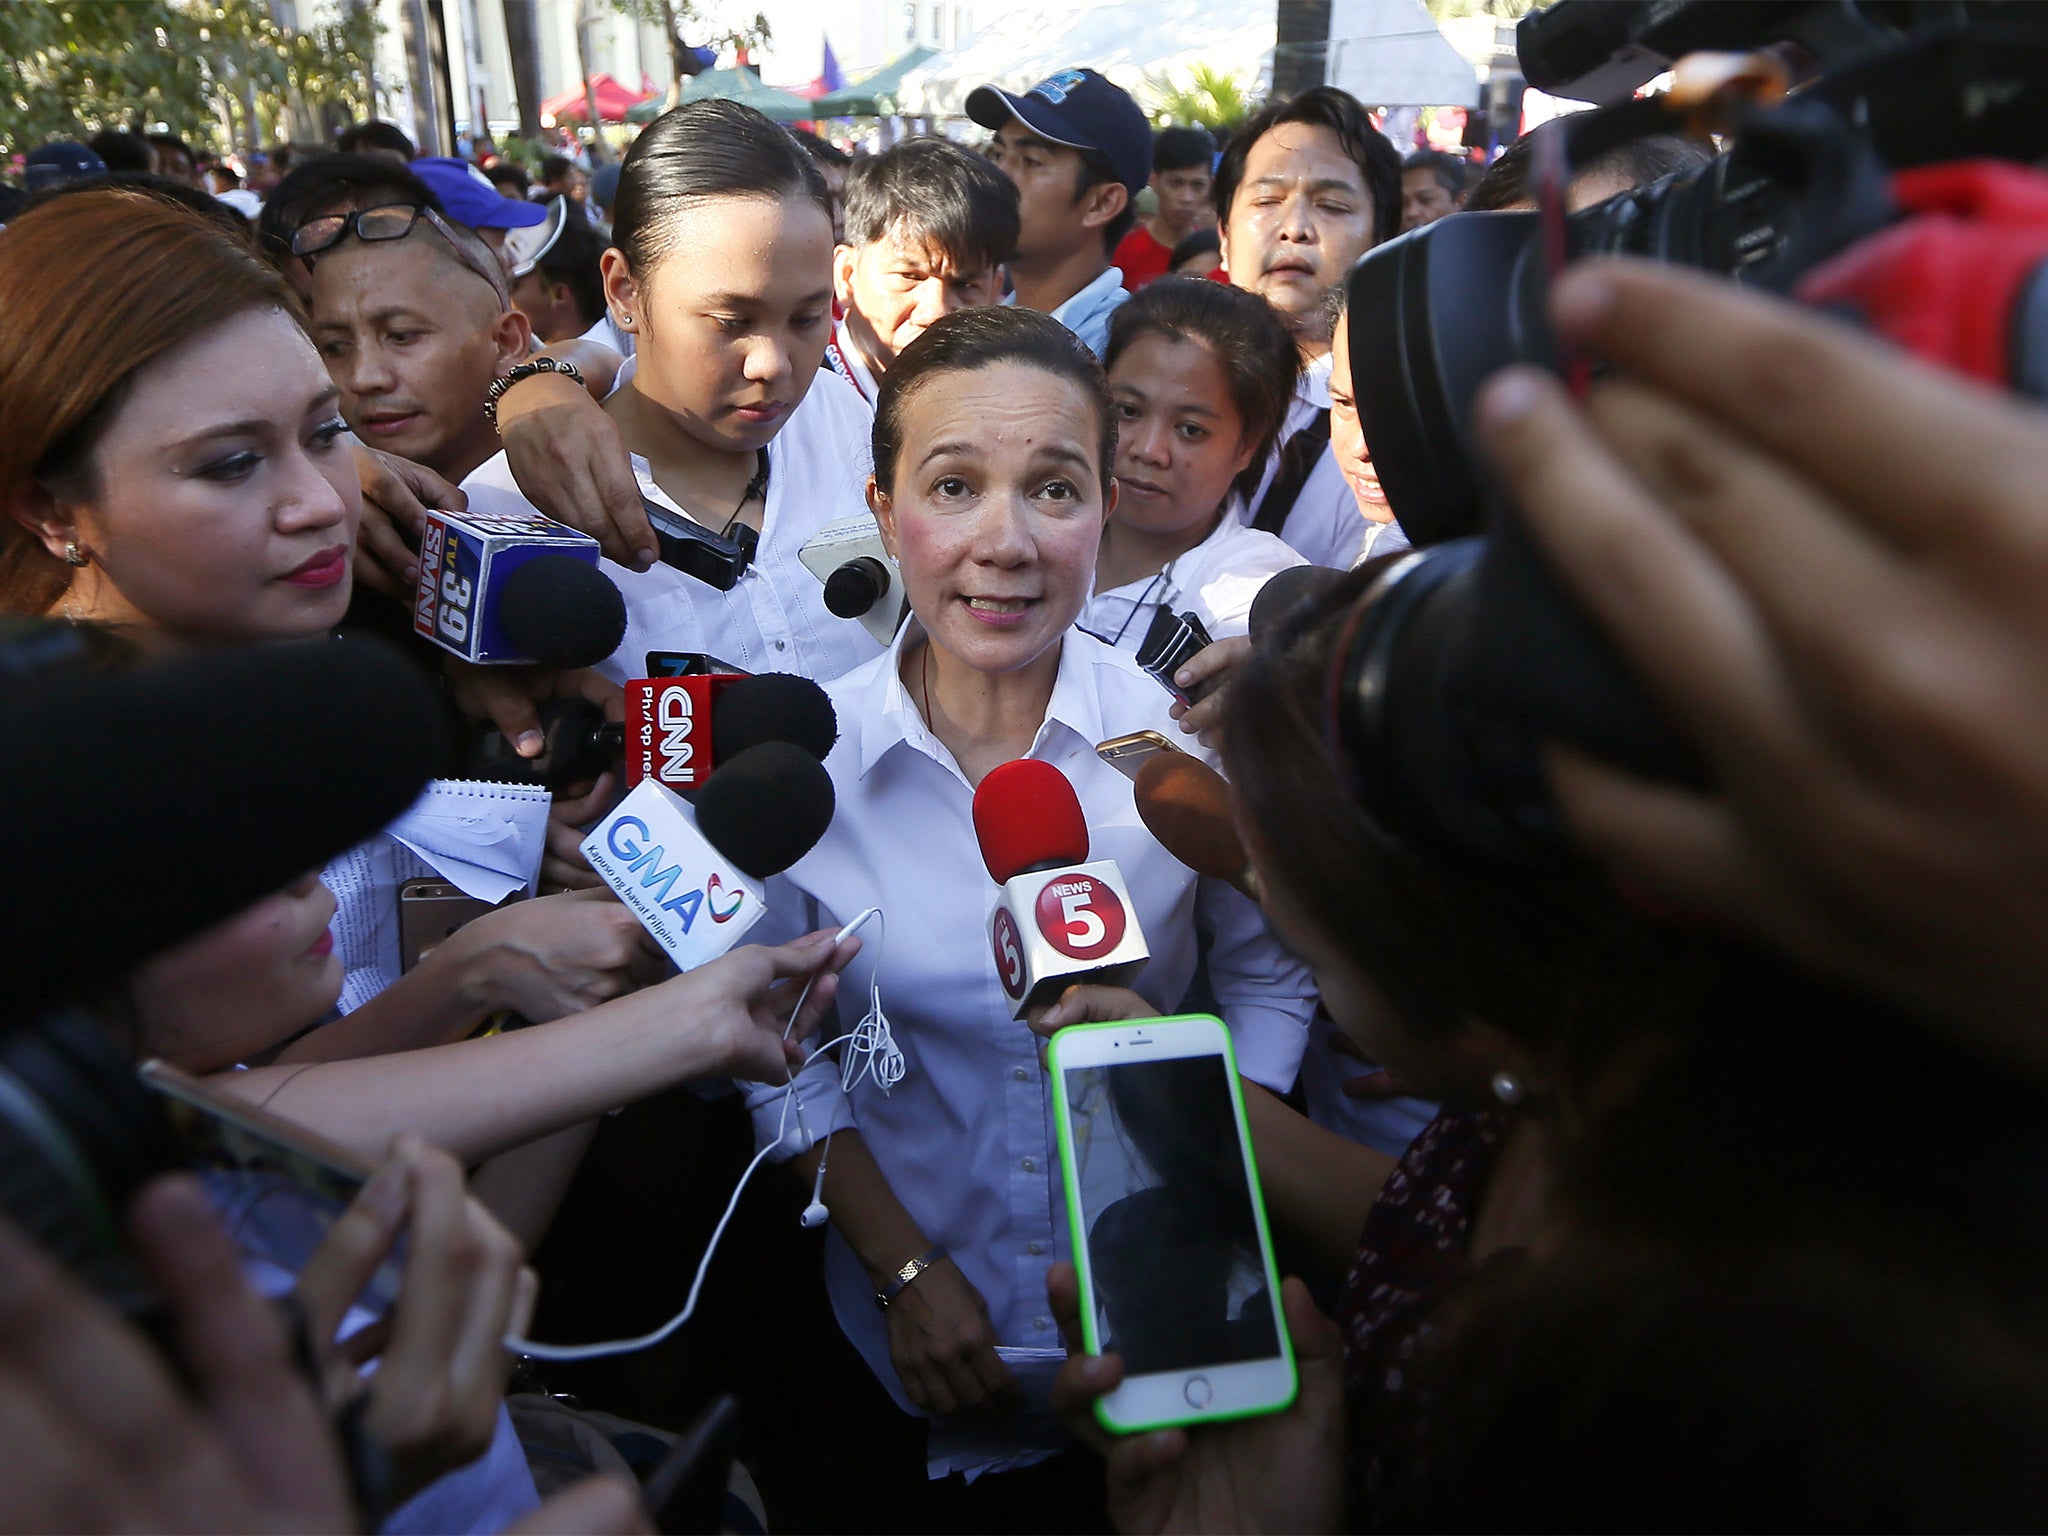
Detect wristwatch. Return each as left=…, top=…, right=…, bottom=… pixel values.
left=875, top=1244, right=948, bottom=1311
left=485, top=357, right=587, bottom=432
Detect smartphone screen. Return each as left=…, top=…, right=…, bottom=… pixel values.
left=1062, top=1052, right=1281, bottom=1379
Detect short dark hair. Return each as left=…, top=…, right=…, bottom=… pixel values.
left=17, top=172, right=256, bottom=250
left=841, top=136, right=1019, bottom=272
left=336, top=120, right=416, bottom=159
left=1074, top=147, right=1136, bottom=254
left=789, top=127, right=851, bottom=169
left=1167, top=226, right=1220, bottom=270
left=613, top=101, right=833, bottom=277
left=1466, top=131, right=1713, bottom=214
left=1152, top=125, right=1216, bottom=176
left=254, top=152, right=438, bottom=273
left=87, top=131, right=155, bottom=175
left=145, top=132, right=194, bottom=169
left=873, top=306, right=1116, bottom=496
left=533, top=213, right=608, bottom=329
left=485, top=162, right=531, bottom=197
left=1104, top=277, right=1299, bottom=469
left=1402, top=149, right=1466, bottom=198
left=1214, top=87, right=1401, bottom=247
left=538, top=154, right=575, bottom=185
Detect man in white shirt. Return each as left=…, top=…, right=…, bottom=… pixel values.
left=969, top=68, right=1152, bottom=358
left=826, top=138, right=1019, bottom=405
left=1214, top=87, right=1403, bottom=568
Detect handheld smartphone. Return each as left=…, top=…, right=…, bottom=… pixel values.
left=1049, top=1014, right=1297, bottom=1434
left=1135, top=608, right=1220, bottom=707
left=399, top=878, right=498, bottom=972
left=139, top=1060, right=400, bottom=1313
left=1095, top=729, right=1184, bottom=782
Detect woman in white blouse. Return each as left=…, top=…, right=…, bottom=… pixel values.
left=1080, top=278, right=1306, bottom=650
left=744, top=307, right=1317, bottom=1501
left=461, top=100, right=883, bottom=685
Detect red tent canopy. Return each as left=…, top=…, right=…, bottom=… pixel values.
left=540, top=72, right=652, bottom=124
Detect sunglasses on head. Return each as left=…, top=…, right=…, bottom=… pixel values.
left=290, top=202, right=510, bottom=307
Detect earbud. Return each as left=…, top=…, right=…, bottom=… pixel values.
left=800, top=1200, right=830, bottom=1229
left=800, top=1133, right=833, bottom=1229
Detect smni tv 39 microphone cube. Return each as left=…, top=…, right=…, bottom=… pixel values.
left=581, top=779, right=765, bottom=972
left=414, top=508, right=604, bottom=665
left=989, top=862, right=1148, bottom=1018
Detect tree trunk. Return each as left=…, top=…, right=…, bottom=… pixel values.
left=576, top=0, right=604, bottom=164
left=1273, top=0, right=1331, bottom=99
left=500, top=0, right=543, bottom=138
left=659, top=0, right=684, bottom=109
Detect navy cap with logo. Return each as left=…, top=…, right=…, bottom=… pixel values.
left=967, top=68, right=1152, bottom=197
left=411, top=156, right=548, bottom=232
left=23, top=141, right=107, bottom=193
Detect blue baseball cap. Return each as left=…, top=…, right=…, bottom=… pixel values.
left=967, top=68, right=1152, bottom=196
left=23, top=141, right=107, bottom=192
left=410, top=156, right=547, bottom=232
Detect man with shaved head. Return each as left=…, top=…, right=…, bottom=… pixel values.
left=308, top=207, right=531, bottom=485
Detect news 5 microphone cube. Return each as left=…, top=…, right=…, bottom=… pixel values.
left=624, top=675, right=747, bottom=792
left=582, top=779, right=767, bottom=971
left=414, top=508, right=601, bottom=664
left=990, top=861, right=1149, bottom=1017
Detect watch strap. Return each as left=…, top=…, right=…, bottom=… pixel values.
left=875, top=1244, right=948, bottom=1310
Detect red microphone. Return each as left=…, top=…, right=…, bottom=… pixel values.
left=972, top=759, right=1149, bottom=1017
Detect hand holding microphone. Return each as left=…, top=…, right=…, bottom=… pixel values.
left=972, top=760, right=1151, bottom=1018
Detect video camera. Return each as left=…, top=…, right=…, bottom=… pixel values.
left=1326, top=1, right=2048, bottom=862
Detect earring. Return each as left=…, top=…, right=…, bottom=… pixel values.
left=62, top=540, right=87, bottom=567
left=618, top=313, right=634, bottom=329
left=1490, top=1070, right=1525, bottom=1107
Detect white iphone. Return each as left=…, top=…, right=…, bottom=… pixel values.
left=1048, top=1014, right=1298, bottom=1434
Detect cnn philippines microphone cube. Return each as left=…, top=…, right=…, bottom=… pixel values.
left=623, top=676, right=745, bottom=792
left=989, top=860, right=1149, bottom=1017
left=581, top=779, right=766, bottom=972
left=414, top=508, right=601, bottom=664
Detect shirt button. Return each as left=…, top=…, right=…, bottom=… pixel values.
left=1012, top=1067, right=1029, bottom=1081
left=1021, top=1157, right=1035, bottom=1172
left=774, top=640, right=787, bottom=651
left=1034, top=1316, right=1050, bottom=1331
left=1028, top=1242, right=1043, bottom=1256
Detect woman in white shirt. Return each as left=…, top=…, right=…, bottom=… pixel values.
left=462, top=100, right=884, bottom=684
left=743, top=307, right=1317, bottom=1500
left=1081, top=278, right=1306, bottom=650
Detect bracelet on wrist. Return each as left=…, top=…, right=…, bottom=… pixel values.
left=875, top=1244, right=947, bottom=1311
left=485, top=357, right=587, bottom=433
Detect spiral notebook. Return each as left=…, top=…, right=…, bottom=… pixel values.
left=321, top=779, right=553, bottom=1013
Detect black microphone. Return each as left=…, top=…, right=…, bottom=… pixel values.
left=0, top=633, right=444, bottom=1023
left=1247, top=564, right=1345, bottom=644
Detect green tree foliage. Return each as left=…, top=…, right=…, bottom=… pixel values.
left=1145, top=64, right=1256, bottom=134
left=1, top=0, right=380, bottom=160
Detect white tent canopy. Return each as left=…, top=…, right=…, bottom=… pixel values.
left=1327, top=0, right=1482, bottom=109
left=894, top=0, right=1478, bottom=118
left=896, top=0, right=1274, bottom=119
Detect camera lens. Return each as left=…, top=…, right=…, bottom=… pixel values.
left=823, top=557, right=890, bottom=618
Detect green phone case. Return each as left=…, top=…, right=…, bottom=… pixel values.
left=1047, top=1014, right=1300, bottom=1435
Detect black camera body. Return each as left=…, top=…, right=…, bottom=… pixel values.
left=1331, top=7, right=2048, bottom=861
left=643, top=498, right=754, bottom=592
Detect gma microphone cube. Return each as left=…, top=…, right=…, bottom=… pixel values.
left=989, top=862, right=1149, bottom=1019
left=414, top=507, right=604, bottom=665
left=581, top=778, right=765, bottom=971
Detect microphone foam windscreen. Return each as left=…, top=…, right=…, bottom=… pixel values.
left=1248, top=565, right=1346, bottom=644
left=694, top=741, right=836, bottom=878
left=0, top=634, right=444, bottom=1024
left=499, top=554, right=628, bottom=669
left=972, top=759, right=1089, bottom=885
left=1134, top=753, right=1249, bottom=889
left=711, top=673, right=839, bottom=762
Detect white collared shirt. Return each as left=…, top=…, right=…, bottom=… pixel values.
left=741, top=623, right=1315, bottom=1475
left=1236, top=349, right=1372, bottom=570
left=461, top=370, right=885, bottom=683
left=1078, top=507, right=1307, bottom=651
left=1006, top=264, right=1129, bottom=359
